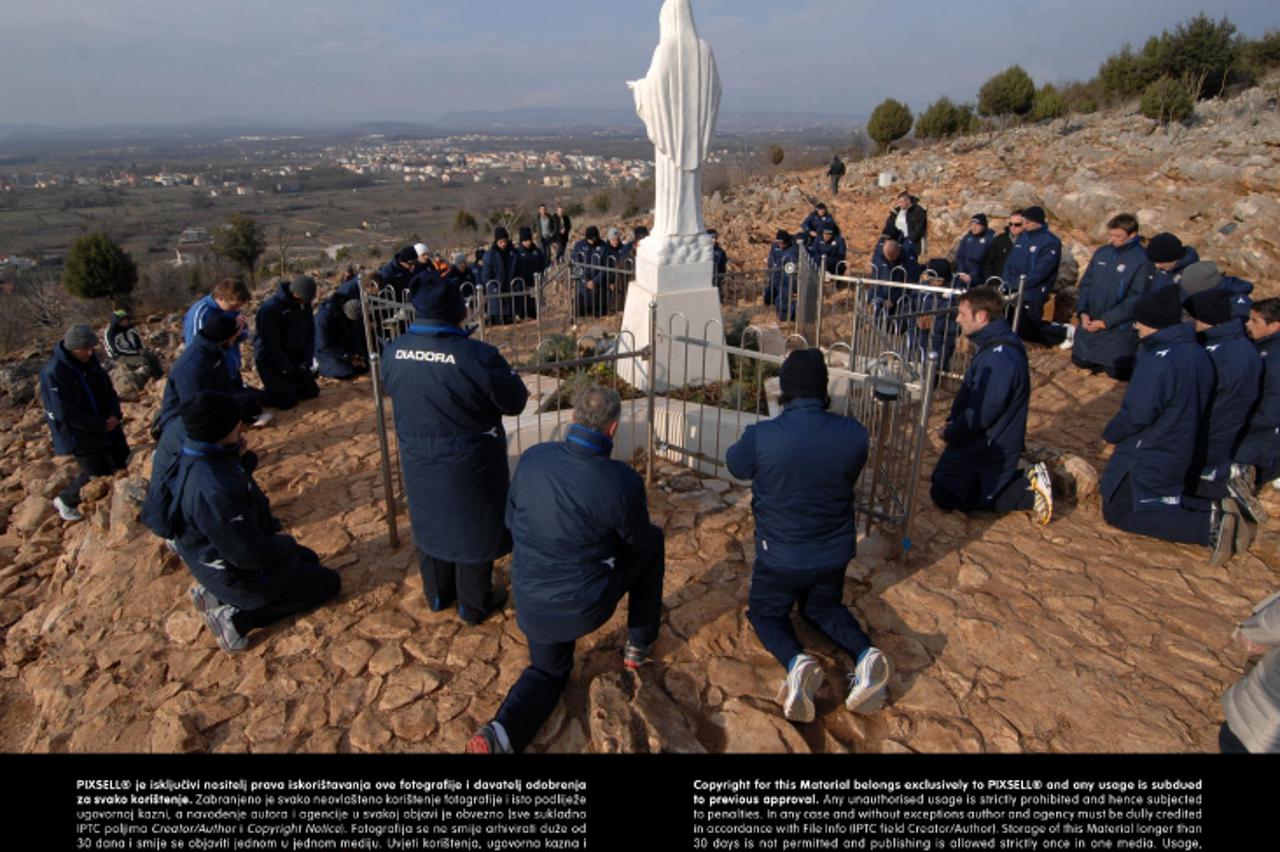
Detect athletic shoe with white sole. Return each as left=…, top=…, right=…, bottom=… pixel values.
left=1227, top=472, right=1268, bottom=526
left=777, top=654, right=823, bottom=723
left=1027, top=462, right=1054, bottom=526
left=1208, top=501, right=1238, bottom=568
left=251, top=411, right=274, bottom=428
left=846, top=647, right=892, bottom=713
left=188, top=584, right=221, bottom=615
left=203, top=603, right=249, bottom=652
left=53, top=496, right=83, bottom=522
left=1057, top=324, right=1076, bottom=350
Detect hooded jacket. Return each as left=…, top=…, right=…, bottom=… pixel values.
left=1193, top=319, right=1262, bottom=474
left=807, top=233, right=847, bottom=275
left=103, top=315, right=145, bottom=359
left=1001, top=226, right=1062, bottom=303
left=726, top=397, right=869, bottom=572
left=1101, top=322, right=1213, bottom=507
left=1238, top=330, right=1280, bottom=465
left=507, top=425, right=655, bottom=644
left=1072, top=238, right=1155, bottom=371
left=801, top=211, right=837, bottom=241
left=184, top=294, right=247, bottom=384
left=172, top=438, right=300, bottom=611
left=869, top=241, right=924, bottom=304
left=381, top=323, right=529, bottom=563
left=954, top=228, right=995, bottom=287
left=38, top=342, right=124, bottom=458
left=253, top=281, right=315, bottom=379
left=931, top=319, right=1029, bottom=501
left=1150, top=246, right=1200, bottom=293
left=156, top=333, right=235, bottom=433
left=314, top=294, right=366, bottom=379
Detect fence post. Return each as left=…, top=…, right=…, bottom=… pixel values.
left=901, top=352, right=938, bottom=556
left=646, top=300, right=658, bottom=486
left=1011, top=275, right=1026, bottom=334
left=534, top=270, right=543, bottom=347
left=359, top=284, right=400, bottom=550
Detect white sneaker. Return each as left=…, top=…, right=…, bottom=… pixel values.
left=845, top=647, right=891, bottom=713
left=203, top=603, right=249, bottom=652
left=53, top=496, right=83, bottom=522
left=1057, top=324, right=1076, bottom=350
left=777, top=654, right=823, bottom=723
left=251, top=411, right=274, bottom=428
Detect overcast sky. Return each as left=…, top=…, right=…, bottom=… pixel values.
left=1, top=0, right=1275, bottom=127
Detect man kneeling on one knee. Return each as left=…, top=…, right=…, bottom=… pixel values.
left=468, top=386, right=665, bottom=754
left=170, top=391, right=341, bottom=651
left=726, top=349, right=890, bottom=723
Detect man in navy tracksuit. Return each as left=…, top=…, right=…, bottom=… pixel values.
left=314, top=294, right=368, bottom=379
left=39, top=324, right=130, bottom=522
left=167, top=391, right=340, bottom=651
left=184, top=278, right=253, bottom=390
left=1070, top=213, right=1155, bottom=381
left=253, top=275, right=319, bottom=409
left=868, top=238, right=924, bottom=337
left=1238, top=298, right=1280, bottom=491
left=382, top=280, right=528, bottom=625
left=807, top=225, right=847, bottom=275
left=156, top=314, right=262, bottom=436
left=1100, top=287, right=1238, bottom=566
left=1145, top=232, right=1200, bottom=294
left=1001, top=206, right=1069, bottom=347
left=1180, top=261, right=1254, bottom=320
left=512, top=227, right=548, bottom=320
left=765, top=230, right=801, bottom=322
left=377, top=246, right=420, bottom=299
left=954, top=214, right=995, bottom=289
left=709, top=228, right=729, bottom=291
left=571, top=226, right=609, bottom=318
left=801, top=203, right=837, bottom=247
left=481, top=227, right=519, bottom=325
left=725, top=350, right=890, bottom=723
left=468, top=386, right=665, bottom=754
left=930, top=288, right=1054, bottom=523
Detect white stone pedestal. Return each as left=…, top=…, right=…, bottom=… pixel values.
left=619, top=236, right=729, bottom=392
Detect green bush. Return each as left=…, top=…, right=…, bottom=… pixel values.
left=1244, top=30, right=1280, bottom=71
left=1145, top=13, right=1241, bottom=99
left=767, top=144, right=785, bottom=165
left=866, top=98, right=913, bottom=153
left=534, top=334, right=576, bottom=365
left=453, top=209, right=478, bottom=232
left=212, top=213, right=266, bottom=283
left=1060, top=80, right=1101, bottom=114
left=914, top=97, right=969, bottom=140
left=564, top=201, right=585, bottom=218
left=590, top=190, right=612, bottom=215
left=977, top=65, right=1036, bottom=120
left=1030, top=84, right=1069, bottom=121
left=62, top=231, right=138, bottom=300
left=1097, top=45, right=1160, bottom=101
left=1140, top=77, right=1195, bottom=123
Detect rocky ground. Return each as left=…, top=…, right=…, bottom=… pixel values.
left=1, top=82, right=1278, bottom=753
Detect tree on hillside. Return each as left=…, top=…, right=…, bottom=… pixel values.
left=62, top=231, right=137, bottom=301
left=589, top=191, right=612, bottom=215
left=1097, top=44, right=1160, bottom=101
left=1146, top=14, right=1241, bottom=99
left=1244, top=30, right=1280, bottom=72
left=212, top=213, right=266, bottom=284
left=867, top=98, right=913, bottom=153
left=915, top=96, right=969, bottom=140
left=453, top=209, right=479, bottom=233
left=1141, top=77, right=1195, bottom=124
left=486, top=207, right=530, bottom=236
left=767, top=144, right=785, bottom=165
left=1030, top=84, right=1069, bottom=121
left=978, top=66, right=1036, bottom=122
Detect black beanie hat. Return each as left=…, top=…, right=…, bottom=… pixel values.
left=585, top=225, right=600, bottom=240
left=396, top=246, right=418, bottom=265
left=780, top=349, right=828, bottom=400
left=1134, top=286, right=1184, bottom=330
left=775, top=229, right=791, bottom=243
left=181, top=390, right=242, bottom=444
left=925, top=258, right=953, bottom=281
left=1184, top=288, right=1233, bottom=326
left=518, top=226, right=533, bottom=242
left=1146, top=232, right=1184, bottom=263
left=410, top=279, right=467, bottom=324
left=199, top=314, right=239, bottom=343
left=634, top=226, right=649, bottom=240
left=969, top=213, right=988, bottom=227
left=494, top=226, right=510, bottom=242
left=1023, top=206, right=1047, bottom=225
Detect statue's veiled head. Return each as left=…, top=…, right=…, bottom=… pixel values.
left=659, top=0, right=697, bottom=40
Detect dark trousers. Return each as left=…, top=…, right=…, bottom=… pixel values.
left=828, top=175, right=841, bottom=195
left=1102, top=474, right=1211, bottom=546
left=231, top=553, right=341, bottom=633
left=1009, top=300, right=1067, bottom=347
left=259, top=369, right=319, bottom=409
left=59, top=433, right=130, bottom=507
left=493, top=527, right=664, bottom=753
left=1218, top=721, right=1248, bottom=754
left=747, top=564, right=871, bottom=671
left=931, top=474, right=1034, bottom=513
left=417, top=550, right=493, bottom=616
left=1071, top=353, right=1132, bottom=382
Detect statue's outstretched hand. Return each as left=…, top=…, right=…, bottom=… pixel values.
left=626, top=81, right=638, bottom=91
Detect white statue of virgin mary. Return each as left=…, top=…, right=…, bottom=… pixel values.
left=628, top=0, right=721, bottom=246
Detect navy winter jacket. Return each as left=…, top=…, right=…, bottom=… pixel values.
left=1194, top=320, right=1261, bottom=472
left=184, top=294, right=246, bottom=385
left=1072, top=238, right=1155, bottom=371
left=726, top=397, right=869, bottom=572
left=38, top=343, right=124, bottom=458
left=335, top=274, right=363, bottom=301
left=765, top=242, right=800, bottom=311
left=931, top=319, right=1029, bottom=501
left=481, top=244, right=518, bottom=291
left=807, top=235, right=847, bottom=274
left=377, top=259, right=414, bottom=297
left=713, top=244, right=728, bottom=284
left=406, top=265, right=441, bottom=303
left=954, top=228, right=995, bottom=286
left=507, top=425, right=654, bottom=643
left=869, top=242, right=923, bottom=304
left=1101, top=322, right=1213, bottom=507
left=801, top=212, right=837, bottom=241
left=143, top=418, right=259, bottom=540
left=172, top=438, right=299, bottom=610
left=157, top=333, right=234, bottom=433
left=1150, top=247, right=1200, bottom=293
left=572, top=239, right=609, bottom=287
left=1238, top=331, right=1280, bottom=466
left=1001, top=227, right=1061, bottom=303
left=1219, top=276, right=1254, bottom=320
left=513, top=243, right=548, bottom=285
left=381, top=323, right=529, bottom=563
left=253, top=282, right=315, bottom=380
left=314, top=295, right=366, bottom=379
